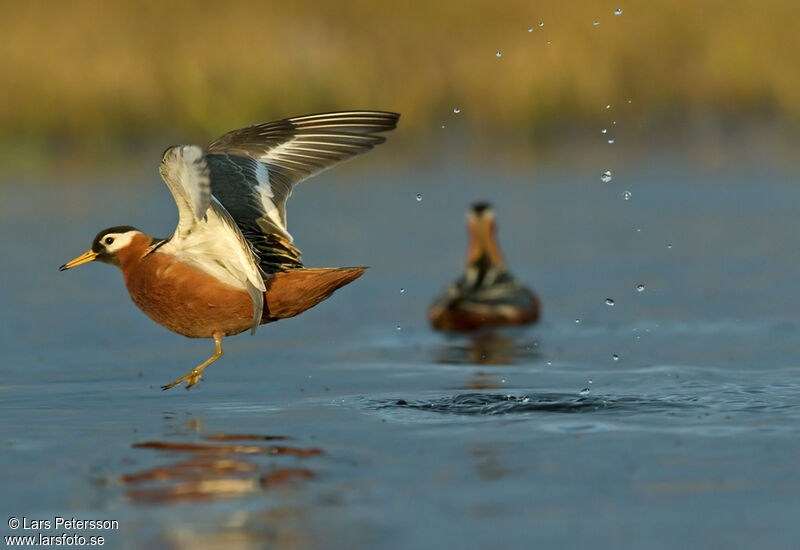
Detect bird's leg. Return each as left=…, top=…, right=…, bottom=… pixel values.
left=162, top=334, right=223, bottom=391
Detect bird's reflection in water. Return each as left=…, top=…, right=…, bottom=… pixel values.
left=470, top=443, right=515, bottom=482
left=435, top=331, right=541, bottom=367
left=121, top=417, right=320, bottom=504
left=465, top=371, right=500, bottom=390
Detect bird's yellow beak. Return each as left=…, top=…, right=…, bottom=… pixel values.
left=59, top=250, right=98, bottom=271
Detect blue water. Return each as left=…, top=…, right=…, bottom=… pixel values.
left=2, top=149, right=800, bottom=548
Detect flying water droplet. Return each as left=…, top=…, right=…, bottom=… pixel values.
left=593, top=20, right=599, bottom=26
left=636, top=284, right=645, bottom=292
left=607, top=138, right=616, bottom=144
left=601, top=170, right=612, bottom=183
left=627, top=99, right=632, bottom=104
left=521, top=396, right=530, bottom=403
left=395, top=325, right=402, bottom=331
left=416, top=193, right=423, bottom=202
left=546, top=361, right=552, bottom=366
left=496, top=51, right=502, bottom=57
left=501, top=378, right=506, bottom=383
left=605, top=298, right=615, bottom=306
left=605, top=104, right=611, bottom=109
left=528, top=27, right=533, bottom=32
left=667, top=243, right=673, bottom=249
left=453, top=107, right=461, bottom=114
left=580, top=387, right=591, bottom=396
left=441, top=124, right=446, bottom=129
left=614, top=8, right=623, bottom=15
left=612, top=120, right=617, bottom=125
left=539, top=22, right=544, bottom=27
left=588, top=379, right=593, bottom=384
left=400, top=288, right=405, bottom=294
left=622, top=191, right=631, bottom=200
left=546, top=41, right=551, bottom=45
left=612, top=354, right=620, bottom=361
left=575, top=318, right=581, bottom=324
left=601, top=128, right=607, bottom=134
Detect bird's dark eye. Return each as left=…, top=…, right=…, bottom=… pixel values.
left=105, top=237, right=114, bottom=245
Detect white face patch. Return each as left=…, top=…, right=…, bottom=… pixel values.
left=99, top=231, right=140, bottom=254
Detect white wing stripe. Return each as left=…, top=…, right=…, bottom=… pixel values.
left=202, top=111, right=399, bottom=272
left=254, top=162, right=271, bottom=195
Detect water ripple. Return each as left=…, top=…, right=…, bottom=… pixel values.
left=373, top=392, right=685, bottom=416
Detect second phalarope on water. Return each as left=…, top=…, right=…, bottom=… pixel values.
left=429, top=202, right=540, bottom=331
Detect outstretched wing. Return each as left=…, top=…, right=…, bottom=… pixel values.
left=159, top=145, right=266, bottom=334
left=159, top=145, right=212, bottom=242
left=205, top=111, right=400, bottom=272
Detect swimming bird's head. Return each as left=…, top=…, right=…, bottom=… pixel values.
left=466, top=202, right=506, bottom=270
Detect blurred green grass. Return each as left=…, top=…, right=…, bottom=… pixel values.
left=1, top=0, right=798, bottom=175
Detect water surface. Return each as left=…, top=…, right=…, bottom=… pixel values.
left=2, top=151, right=800, bottom=548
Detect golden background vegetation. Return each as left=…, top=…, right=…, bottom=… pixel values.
left=1, top=0, right=797, bottom=173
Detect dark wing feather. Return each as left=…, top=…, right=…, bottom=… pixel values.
left=204, top=154, right=303, bottom=271
left=205, top=111, right=399, bottom=273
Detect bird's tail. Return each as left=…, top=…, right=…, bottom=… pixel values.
left=261, top=267, right=367, bottom=322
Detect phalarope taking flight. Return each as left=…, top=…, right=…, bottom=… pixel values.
left=60, top=111, right=400, bottom=389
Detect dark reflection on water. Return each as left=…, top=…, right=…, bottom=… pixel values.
left=470, top=443, right=516, bottom=481
left=375, top=392, right=689, bottom=416
left=464, top=371, right=502, bottom=390
left=121, top=418, right=321, bottom=504
left=434, top=331, right=542, bottom=366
